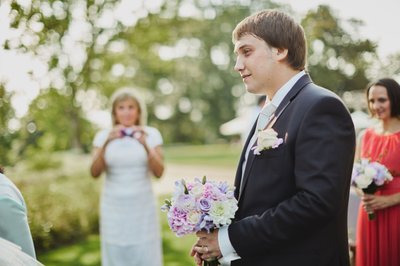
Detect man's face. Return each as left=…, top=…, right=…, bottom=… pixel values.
left=234, top=34, right=278, bottom=94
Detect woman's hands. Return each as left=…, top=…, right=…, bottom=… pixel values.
left=107, top=124, right=129, bottom=143
left=91, top=125, right=164, bottom=178
left=362, top=193, right=400, bottom=213
left=90, top=125, right=126, bottom=178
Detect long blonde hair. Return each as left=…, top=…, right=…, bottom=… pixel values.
left=110, top=88, right=147, bottom=126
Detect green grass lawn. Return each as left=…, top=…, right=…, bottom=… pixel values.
left=38, top=217, right=197, bottom=266
left=38, top=195, right=197, bottom=266
left=37, top=235, right=101, bottom=266
left=164, top=143, right=241, bottom=167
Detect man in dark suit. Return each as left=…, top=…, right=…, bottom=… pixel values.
left=191, top=9, right=355, bottom=266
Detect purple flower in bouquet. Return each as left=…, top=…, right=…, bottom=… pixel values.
left=198, top=198, right=212, bottom=212
left=161, top=176, right=238, bottom=266
left=351, top=159, right=393, bottom=220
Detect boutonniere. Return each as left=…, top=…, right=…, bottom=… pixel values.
left=252, top=128, right=283, bottom=155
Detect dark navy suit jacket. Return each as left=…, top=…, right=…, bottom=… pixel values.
left=229, top=74, right=355, bottom=266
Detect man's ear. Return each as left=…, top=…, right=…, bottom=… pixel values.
left=273, top=48, right=288, bottom=61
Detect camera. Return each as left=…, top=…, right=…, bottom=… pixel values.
left=121, top=128, right=143, bottom=138
left=121, top=128, right=135, bottom=137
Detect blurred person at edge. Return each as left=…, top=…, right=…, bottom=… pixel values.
left=90, top=88, right=164, bottom=266
left=355, top=78, right=400, bottom=266
left=0, top=166, right=37, bottom=258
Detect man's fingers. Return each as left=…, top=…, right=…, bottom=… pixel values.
left=193, top=246, right=204, bottom=254
left=191, top=243, right=205, bottom=256
left=192, top=251, right=203, bottom=266
left=189, top=246, right=196, bottom=257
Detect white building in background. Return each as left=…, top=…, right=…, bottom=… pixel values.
left=220, top=96, right=265, bottom=145
left=219, top=106, right=259, bottom=144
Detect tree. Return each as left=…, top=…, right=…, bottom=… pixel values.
left=0, top=85, right=16, bottom=165
left=115, top=0, right=280, bottom=143
left=369, top=52, right=400, bottom=81
left=4, top=1, right=382, bottom=152
left=302, top=5, right=377, bottom=95
left=7, top=0, right=128, bottom=152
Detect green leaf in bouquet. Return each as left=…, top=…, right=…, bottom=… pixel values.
left=164, top=199, right=172, bottom=208
left=182, top=179, right=189, bottom=194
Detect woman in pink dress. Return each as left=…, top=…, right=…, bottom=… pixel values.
left=355, top=78, right=400, bottom=266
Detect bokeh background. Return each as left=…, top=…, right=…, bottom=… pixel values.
left=1, top=0, right=399, bottom=265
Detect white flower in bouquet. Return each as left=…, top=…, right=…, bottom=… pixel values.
left=354, top=174, right=373, bottom=189
left=209, top=200, right=238, bottom=226
left=364, top=165, right=377, bottom=179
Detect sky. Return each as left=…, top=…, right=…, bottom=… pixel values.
left=278, top=0, right=400, bottom=58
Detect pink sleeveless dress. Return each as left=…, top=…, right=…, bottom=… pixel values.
left=356, top=128, right=400, bottom=266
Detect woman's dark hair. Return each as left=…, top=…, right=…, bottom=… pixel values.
left=366, top=78, right=400, bottom=117
left=0, top=166, right=4, bottom=174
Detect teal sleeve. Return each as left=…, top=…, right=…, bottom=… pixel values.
left=0, top=196, right=36, bottom=258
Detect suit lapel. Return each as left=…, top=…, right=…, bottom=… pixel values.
left=275, top=74, right=312, bottom=115
left=237, top=73, right=313, bottom=202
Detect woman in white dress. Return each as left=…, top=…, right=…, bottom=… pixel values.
left=90, top=88, right=164, bottom=266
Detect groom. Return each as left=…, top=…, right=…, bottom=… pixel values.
left=192, top=9, right=355, bottom=266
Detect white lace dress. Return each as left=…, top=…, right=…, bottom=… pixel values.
left=93, top=126, right=163, bottom=266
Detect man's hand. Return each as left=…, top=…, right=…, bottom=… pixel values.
left=191, top=229, right=222, bottom=262
left=190, top=244, right=204, bottom=266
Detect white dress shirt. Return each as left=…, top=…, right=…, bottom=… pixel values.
left=218, top=70, right=306, bottom=265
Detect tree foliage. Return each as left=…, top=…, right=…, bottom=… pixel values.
left=0, top=86, right=16, bottom=164
left=301, top=5, right=377, bottom=94
left=2, top=1, right=385, bottom=161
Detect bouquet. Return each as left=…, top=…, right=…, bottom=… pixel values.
left=161, top=176, right=238, bottom=266
left=351, top=159, right=393, bottom=220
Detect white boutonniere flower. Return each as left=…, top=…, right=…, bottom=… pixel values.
left=252, top=128, right=283, bottom=155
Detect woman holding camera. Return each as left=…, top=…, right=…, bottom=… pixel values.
left=90, top=88, right=164, bottom=266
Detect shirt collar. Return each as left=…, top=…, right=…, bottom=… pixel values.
left=267, top=70, right=306, bottom=110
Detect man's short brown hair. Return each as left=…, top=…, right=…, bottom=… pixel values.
left=233, top=9, right=307, bottom=70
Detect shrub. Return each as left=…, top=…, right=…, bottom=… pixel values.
left=9, top=152, right=100, bottom=252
